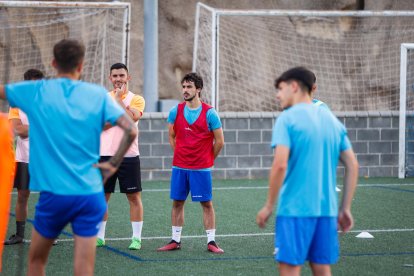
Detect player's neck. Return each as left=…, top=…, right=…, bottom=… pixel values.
left=293, top=94, right=312, bottom=105
left=185, top=97, right=202, bottom=109
left=57, top=71, right=80, bottom=80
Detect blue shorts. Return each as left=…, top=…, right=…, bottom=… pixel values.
left=34, top=192, right=107, bottom=239
left=274, top=216, right=339, bottom=265
left=170, top=168, right=212, bottom=202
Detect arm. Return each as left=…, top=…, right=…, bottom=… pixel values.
left=256, top=145, right=289, bottom=228
left=0, top=85, right=5, bottom=100
left=212, top=127, right=224, bottom=159
left=114, top=85, right=143, bottom=122
left=168, top=123, right=176, bottom=152
left=94, top=114, right=137, bottom=183
left=338, top=149, right=359, bottom=233
left=10, top=119, right=28, bottom=139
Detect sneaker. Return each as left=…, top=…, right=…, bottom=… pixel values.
left=128, top=237, right=142, bottom=250
left=53, top=239, right=58, bottom=246
left=207, top=241, right=224, bottom=254
left=157, top=240, right=181, bottom=251
left=96, top=238, right=105, bottom=247
left=4, top=234, right=24, bottom=245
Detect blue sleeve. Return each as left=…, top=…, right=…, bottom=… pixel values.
left=103, top=93, right=125, bottom=125
left=5, top=81, right=41, bottom=113
left=270, top=113, right=291, bottom=149
left=340, top=130, right=352, bottom=152
left=206, top=108, right=222, bottom=131
left=167, top=105, right=178, bottom=124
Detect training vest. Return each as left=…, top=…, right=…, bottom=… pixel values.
left=100, top=91, right=139, bottom=157
left=172, top=102, right=215, bottom=169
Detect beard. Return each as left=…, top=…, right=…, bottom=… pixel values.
left=184, top=94, right=196, bottom=102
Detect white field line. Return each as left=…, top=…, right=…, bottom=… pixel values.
left=50, top=228, right=414, bottom=243
left=11, top=183, right=414, bottom=195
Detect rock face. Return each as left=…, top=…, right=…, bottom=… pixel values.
left=2, top=0, right=414, bottom=111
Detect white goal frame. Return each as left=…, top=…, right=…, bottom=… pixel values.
left=193, top=2, right=414, bottom=111
left=399, top=43, right=414, bottom=178
left=0, top=1, right=131, bottom=84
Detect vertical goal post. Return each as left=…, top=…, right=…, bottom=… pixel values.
left=399, top=43, right=414, bottom=178
left=0, top=1, right=131, bottom=111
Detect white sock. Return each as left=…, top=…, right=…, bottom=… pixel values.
left=131, top=221, right=143, bottom=240
left=206, top=229, right=216, bottom=243
left=97, top=221, right=107, bottom=240
left=172, top=226, right=182, bottom=243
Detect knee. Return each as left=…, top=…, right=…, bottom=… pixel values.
left=201, top=201, right=213, bottom=211
left=17, top=190, right=30, bottom=203
left=127, top=193, right=142, bottom=206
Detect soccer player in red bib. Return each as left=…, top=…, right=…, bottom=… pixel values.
left=157, top=73, right=225, bottom=254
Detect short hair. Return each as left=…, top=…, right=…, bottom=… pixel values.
left=53, top=39, right=85, bottom=73
left=181, top=72, right=203, bottom=90
left=110, top=63, right=128, bottom=73
left=275, top=67, right=316, bottom=93
left=24, top=69, right=44, bottom=80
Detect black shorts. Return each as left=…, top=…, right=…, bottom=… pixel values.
left=14, top=162, right=30, bottom=190
left=100, top=156, right=142, bottom=194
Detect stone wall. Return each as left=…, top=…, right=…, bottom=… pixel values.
left=139, top=112, right=400, bottom=180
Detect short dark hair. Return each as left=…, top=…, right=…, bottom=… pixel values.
left=24, top=69, right=44, bottom=80
left=53, top=39, right=85, bottom=73
left=181, top=72, right=203, bottom=90
left=275, top=67, right=316, bottom=93
left=110, top=63, right=128, bottom=73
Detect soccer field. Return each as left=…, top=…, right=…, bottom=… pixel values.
left=2, top=177, right=414, bottom=275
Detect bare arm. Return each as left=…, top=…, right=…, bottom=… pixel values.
left=10, top=118, right=28, bottom=139
left=0, top=85, right=5, bottom=100
left=256, top=145, right=289, bottom=228
left=168, top=123, right=176, bottom=151
left=212, top=127, right=224, bottom=159
left=114, top=85, right=142, bottom=122
left=338, top=149, right=359, bottom=233
left=94, top=114, right=137, bottom=183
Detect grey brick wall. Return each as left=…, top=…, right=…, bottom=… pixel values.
left=138, top=111, right=400, bottom=180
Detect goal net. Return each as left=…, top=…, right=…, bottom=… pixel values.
left=0, top=1, right=130, bottom=111
left=193, top=3, right=414, bottom=112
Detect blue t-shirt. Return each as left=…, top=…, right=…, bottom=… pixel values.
left=6, top=78, right=124, bottom=195
left=167, top=104, right=222, bottom=130
left=271, top=103, right=351, bottom=217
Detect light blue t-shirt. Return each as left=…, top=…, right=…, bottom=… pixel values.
left=271, top=103, right=351, bottom=217
left=6, top=78, right=124, bottom=195
left=167, top=104, right=222, bottom=131
left=167, top=104, right=222, bottom=171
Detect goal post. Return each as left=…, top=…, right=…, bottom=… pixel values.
left=193, top=3, right=414, bottom=112
left=399, top=43, right=414, bottom=178
left=0, top=1, right=130, bottom=110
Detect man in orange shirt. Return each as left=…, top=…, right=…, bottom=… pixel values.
left=5, top=69, right=44, bottom=245
left=97, top=63, right=145, bottom=250
left=0, top=114, right=15, bottom=272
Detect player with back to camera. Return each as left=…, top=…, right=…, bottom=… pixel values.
left=0, top=39, right=137, bottom=276
left=256, top=67, right=358, bottom=276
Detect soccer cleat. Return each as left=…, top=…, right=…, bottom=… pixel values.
left=207, top=241, right=224, bottom=254
left=157, top=240, right=181, bottom=251
left=128, top=237, right=142, bottom=250
left=4, top=234, right=24, bottom=245
left=96, top=238, right=105, bottom=247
